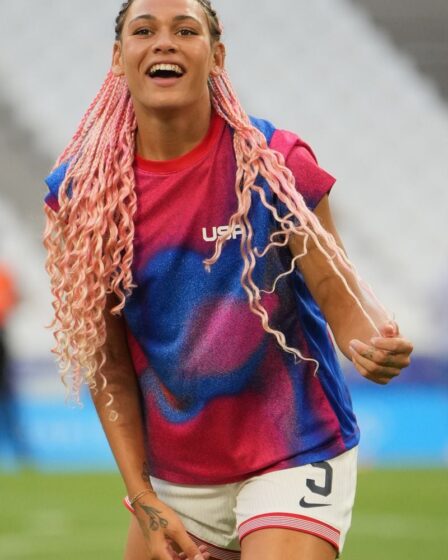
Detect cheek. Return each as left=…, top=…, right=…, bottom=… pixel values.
left=190, top=52, right=214, bottom=80
left=189, top=40, right=214, bottom=67
left=121, top=42, right=145, bottom=73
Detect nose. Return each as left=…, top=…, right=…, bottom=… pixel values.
left=152, top=30, right=178, bottom=54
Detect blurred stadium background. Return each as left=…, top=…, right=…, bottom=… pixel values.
left=0, top=0, right=447, bottom=558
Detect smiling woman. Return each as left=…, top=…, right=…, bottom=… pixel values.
left=112, top=0, right=225, bottom=128
left=43, top=1, right=413, bottom=559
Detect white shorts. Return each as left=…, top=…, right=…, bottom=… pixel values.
left=124, top=446, right=358, bottom=559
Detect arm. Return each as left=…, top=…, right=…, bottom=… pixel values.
left=289, top=195, right=413, bottom=384
left=91, top=295, right=208, bottom=560
left=91, top=295, right=151, bottom=498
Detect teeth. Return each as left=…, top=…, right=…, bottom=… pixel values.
left=149, top=63, right=184, bottom=76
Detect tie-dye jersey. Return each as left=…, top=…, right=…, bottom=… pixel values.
left=44, top=112, right=360, bottom=485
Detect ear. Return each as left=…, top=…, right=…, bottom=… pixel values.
left=111, top=41, right=125, bottom=76
left=210, top=42, right=226, bottom=77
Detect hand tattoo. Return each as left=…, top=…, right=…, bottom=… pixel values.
left=138, top=504, right=169, bottom=532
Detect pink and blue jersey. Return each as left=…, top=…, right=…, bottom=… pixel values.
left=45, top=112, right=359, bottom=485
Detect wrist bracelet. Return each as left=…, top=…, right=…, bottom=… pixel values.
left=130, top=488, right=157, bottom=506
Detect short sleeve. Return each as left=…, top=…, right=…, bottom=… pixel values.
left=44, top=161, right=70, bottom=212
left=270, top=129, right=336, bottom=211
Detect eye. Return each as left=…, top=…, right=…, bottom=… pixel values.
left=133, top=27, right=153, bottom=36
left=177, top=28, right=198, bottom=36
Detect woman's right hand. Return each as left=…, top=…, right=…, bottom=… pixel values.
left=134, top=494, right=210, bottom=560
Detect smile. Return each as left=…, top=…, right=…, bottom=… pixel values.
left=147, top=63, right=186, bottom=79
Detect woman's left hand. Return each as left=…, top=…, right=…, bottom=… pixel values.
left=349, top=322, right=413, bottom=385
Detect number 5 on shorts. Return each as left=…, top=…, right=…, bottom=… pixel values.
left=299, top=461, right=333, bottom=508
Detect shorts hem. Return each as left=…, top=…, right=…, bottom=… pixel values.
left=188, top=533, right=240, bottom=560
left=238, top=512, right=340, bottom=552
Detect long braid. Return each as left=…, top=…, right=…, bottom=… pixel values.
left=44, top=0, right=389, bottom=406
left=44, top=73, right=137, bottom=413
left=207, top=70, right=389, bottom=369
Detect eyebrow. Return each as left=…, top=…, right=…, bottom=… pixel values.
left=129, top=14, right=202, bottom=26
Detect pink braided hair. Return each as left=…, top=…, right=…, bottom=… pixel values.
left=44, top=74, right=137, bottom=410
left=44, top=1, right=388, bottom=413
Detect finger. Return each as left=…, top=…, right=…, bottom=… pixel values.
left=350, top=339, right=411, bottom=369
left=151, top=545, right=176, bottom=560
left=178, top=548, right=209, bottom=560
left=350, top=337, right=413, bottom=356
left=150, top=538, right=176, bottom=560
left=370, top=336, right=413, bottom=358
left=352, top=346, right=401, bottom=376
left=168, top=542, right=184, bottom=560
left=352, top=351, right=401, bottom=381
left=350, top=340, right=383, bottom=363
left=186, top=550, right=209, bottom=560
left=352, top=356, right=390, bottom=385
left=173, top=531, right=207, bottom=560
left=198, top=545, right=210, bottom=560
left=168, top=537, right=195, bottom=560
left=379, top=321, right=399, bottom=338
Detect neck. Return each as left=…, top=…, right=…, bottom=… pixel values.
left=134, top=100, right=213, bottom=161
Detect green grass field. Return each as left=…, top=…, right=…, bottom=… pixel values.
left=0, top=469, right=446, bottom=559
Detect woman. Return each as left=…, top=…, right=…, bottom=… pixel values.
left=44, top=1, right=413, bottom=559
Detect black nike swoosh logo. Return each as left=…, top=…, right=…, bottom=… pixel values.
left=299, top=497, right=331, bottom=508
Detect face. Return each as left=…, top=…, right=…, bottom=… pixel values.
left=112, top=0, right=225, bottom=115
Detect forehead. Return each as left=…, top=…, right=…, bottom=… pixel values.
left=126, top=0, right=206, bottom=23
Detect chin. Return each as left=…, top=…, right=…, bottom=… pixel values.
left=148, top=102, right=188, bottom=114
left=142, top=94, right=200, bottom=114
